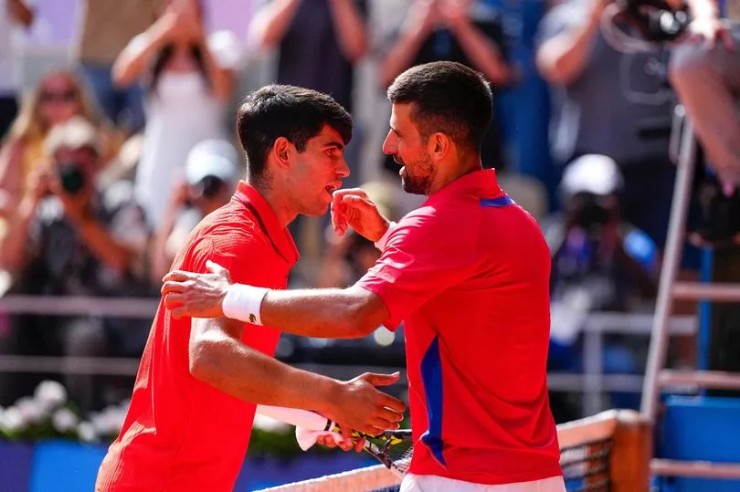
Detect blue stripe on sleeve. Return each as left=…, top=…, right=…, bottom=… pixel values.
left=420, top=336, right=446, bottom=466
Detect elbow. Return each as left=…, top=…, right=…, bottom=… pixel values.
left=341, top=302, right=383, bottom=338
left=189, top=339, right=221, bottom=384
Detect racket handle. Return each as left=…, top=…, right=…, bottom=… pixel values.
left=256, top=405, right=331, bottom=431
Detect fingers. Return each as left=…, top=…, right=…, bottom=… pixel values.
left=163, top=292, right=182, bottom=309
left=339, top=425, right=354, bottom=451
left=380, top=394, right=407, bottom=413
left=361, top=371, right=401, bottom=387
left=376, top=406, right=405, bottom=427
left=161, top=280, right=187, bottom=295
left=162, top=270, right=195, bottom=283
left=205, top=260, right=228, bottom=275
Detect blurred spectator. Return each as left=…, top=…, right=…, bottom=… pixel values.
left=536, top=0, right=677, bottom=249
left=74, top=0, right=160, bottom=133
left=546, top=154, right=657, bottom=419
left=149, top=138, right=240, bottom=282
left=0, top=117, right=151, bottom=412
left=378, top=0, right=514, bottom=174
left=114, top=0, right=238, bottom=230
left=0, top=0, right=34, bottom=140
left=248, top=0, right=368, bottom=185
left=0, top=70, right=120, bottom=220
left=670, top=21, right=740, bottom=246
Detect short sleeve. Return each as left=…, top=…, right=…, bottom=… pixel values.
left=356, top=208, right=480, bottom=330
left=535, top=1, right=587, bottom=48
left=186, top=222, right=279, bottom=289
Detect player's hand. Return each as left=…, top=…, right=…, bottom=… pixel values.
left=161, top=260, right=232, bottom=318
left=331, top=188, right=390, bottom=242
left=323, top=372, right=405, bottom=437
left=316, top=433, right=365, bottom=452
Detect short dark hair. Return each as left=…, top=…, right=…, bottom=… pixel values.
left=236, top=85, right=353, bottom=183
left=387, top=61, right=492, bottom=151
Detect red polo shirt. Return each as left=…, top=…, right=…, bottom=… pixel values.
left=96, top=182, right=299, bottom=491
left=357, top=169, right=561, bottom=485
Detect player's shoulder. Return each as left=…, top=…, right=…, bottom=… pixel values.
left=176, top=207, right=270, bottom=265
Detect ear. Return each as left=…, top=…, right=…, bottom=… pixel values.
left=428, top=132, right=450, bottom=160
left=272, top=137, right=292, bottom=168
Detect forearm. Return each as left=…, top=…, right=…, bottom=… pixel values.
left=225, top=285, right=386, bottom=338
left=329, top=0, right=368, bottom=61
left=112, top=25, right=169, bottom=87
left=192, top=333, right=343, bottom=411
left=0, top=197, right=35, bottom=272
left=536, top=20, right=599, bottom=86
left=8, top=0, right=34, bottom=27
left=250, top=0, right=301, bottom=48
left=75, top=219, right=134, bottom=272
left=379, top=21, right=433, bottom=87
left=451, top=21, right=511, bottom=85
left=198, top=40, right=234, bottom=101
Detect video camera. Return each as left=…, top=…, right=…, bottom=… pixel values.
left=603, top=0, right=691, bottom=51
left=623, top=0, right=690, bottom=41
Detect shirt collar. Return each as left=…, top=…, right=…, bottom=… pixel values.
left=233, top=181, right=300, bottom=265
left=426, top=168, right=505, bottom=205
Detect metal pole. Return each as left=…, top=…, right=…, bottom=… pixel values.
left=640, top=119, right=697, bottom=420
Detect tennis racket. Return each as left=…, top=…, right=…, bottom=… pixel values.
left=256, top=404, right=413, bottom=477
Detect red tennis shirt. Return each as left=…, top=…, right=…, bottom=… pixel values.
left=357, top=169, right=561, bottom=485
left=96, top=182, right=299, bottom=491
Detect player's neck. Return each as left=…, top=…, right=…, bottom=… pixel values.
left=429, top=155, right=483, bottom=195
left=251, top=182, right=297, bottom=228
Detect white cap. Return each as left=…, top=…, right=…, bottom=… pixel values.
left=185, top=139, right=241, bottom=186
left=45, top=116, right=101, bottom=157
left=560, top=154, right=623, bottom=197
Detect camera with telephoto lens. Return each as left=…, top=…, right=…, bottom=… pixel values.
left=57, top=161, right=86, bottom=195
left=620, top=0, right=690, bottom=42
left=195, top=175, right=225, bottom=199
left=568, top=192, right=615, bottom=232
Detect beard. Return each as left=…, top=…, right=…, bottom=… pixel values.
left=396, top=154, right=434, bottom=195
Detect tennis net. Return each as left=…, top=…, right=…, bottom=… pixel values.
left=257, top=409, right=651, bottom=492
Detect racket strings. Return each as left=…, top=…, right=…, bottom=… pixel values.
left=366, top=431, right=414, bottom=474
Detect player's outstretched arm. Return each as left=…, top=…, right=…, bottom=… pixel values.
left=189, top=316, right=405, bottom=436
left=163, top=261, right=389, bottom=339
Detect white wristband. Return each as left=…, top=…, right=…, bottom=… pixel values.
left=222, top=284, right=269, bottom=324
left=374, top=221, right=398, bottom=251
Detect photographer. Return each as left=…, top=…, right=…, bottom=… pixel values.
left=536, top=0, right=680, bottom=250
left=0, top=117, right=151, bottom=412
left=547, top=155, right=658, bottom=419
left=149, top=139, right=239, bottom=282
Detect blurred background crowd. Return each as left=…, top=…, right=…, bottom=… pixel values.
left=0, top=0, right=737, bottom=426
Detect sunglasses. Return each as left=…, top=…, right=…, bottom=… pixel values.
left=40, top=89, right=77, bottom=104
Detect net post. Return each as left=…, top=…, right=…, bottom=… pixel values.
left=608, top=410, right=652, bottom=492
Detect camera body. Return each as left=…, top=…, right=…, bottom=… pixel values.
left=56, top=161, right=86, bottom=195
left=622, top=0, right=690, bottom=42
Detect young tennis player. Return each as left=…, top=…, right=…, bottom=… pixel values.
left=96, top=85, right=405, bottom=491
